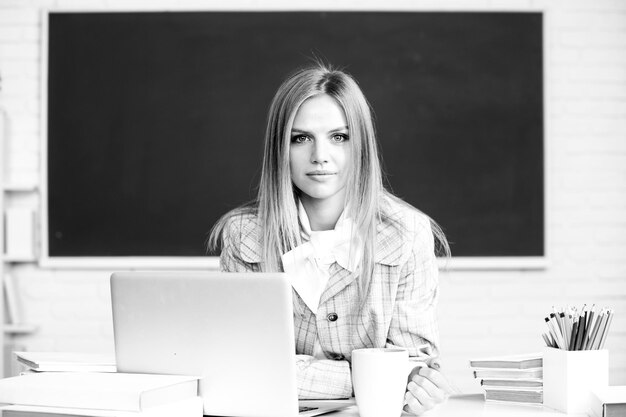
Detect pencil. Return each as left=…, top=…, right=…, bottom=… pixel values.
left=587, top=309, right=604, bottom=349
left=545, top=317, right=561, bottom=349
left=578, top=310, right=589, bottom=350
left=553, top=307, right=564, bottom=335
left=563, top=312, right=572, bottom=351
left=551, top=313, right=567, bottom=349
left=560, top=312, right=569, bottom=350
left=583, top=308, right=595, bottom=350
left=569, top=315, right=579, bottom=351
left=548, top=331, right=558, bottom=349
left=599, top=309, right=614, bottom=350
left=585, top=304, right=596, bottom=327
left=574, top=310, right=586, bottom=351
left=592, top=309, right=608, bottom=349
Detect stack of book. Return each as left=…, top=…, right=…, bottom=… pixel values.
left=589, top=386, right=626, bottom=417
left=469, top=353, right=543, bottom=406
left=0, top=352, right=203, bottom=417
left=14, top=351, right=117, bottom=373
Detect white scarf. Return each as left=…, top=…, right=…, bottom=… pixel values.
left=281, top=202, right=362, bottom=314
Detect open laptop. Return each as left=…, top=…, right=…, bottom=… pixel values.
left=111, top=271, right=353, bottom=417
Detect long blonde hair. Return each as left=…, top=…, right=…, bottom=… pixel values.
left=209, top=63, right=449, bottom=295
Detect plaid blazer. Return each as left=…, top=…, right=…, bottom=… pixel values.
left=219, top=197, right=440, bottom=400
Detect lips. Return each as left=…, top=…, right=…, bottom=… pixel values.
left=306, top=171, right=337, bottom=182
left=306, top=170, right=337, bottom=176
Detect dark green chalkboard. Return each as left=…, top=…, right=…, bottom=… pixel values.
left=46, top=11, right=543, bottom=258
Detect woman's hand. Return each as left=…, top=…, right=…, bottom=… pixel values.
left=403, top=360, right=453, bottom=415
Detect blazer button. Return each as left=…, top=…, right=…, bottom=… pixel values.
left=327, top=313, right=338, bottom=322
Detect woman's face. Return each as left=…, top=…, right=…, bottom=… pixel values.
left=289, top=93, right=352, bottom=207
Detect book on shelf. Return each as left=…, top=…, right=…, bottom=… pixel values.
left=480, top=378, right=543, bottom=388
left=14, top=352, right=116, bottom=373
left=0, top=372, right=200, bottom=412
left=0, top=397, right=203, bottom=417
left=469, top=353, right=542, bottom=369
left=472, top=367, right=543, bottom=379
left=589, top=386, right=626, bottom=417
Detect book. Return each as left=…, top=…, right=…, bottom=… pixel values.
left=14, top=352, right=116, bottom=373
left=4, top=274, right=21, bottom=324
left=589, top=386, right=626, bottom=417
left=469, top=353, right=542, bottom=369
left=484, top=387, right=543, bottom=404
left=4, top=208, right=35, bottom=258
left=480, top=378, right=543, bottom=388
left=0, top=372, right=199, bottom=412
left=472, top=367, right=543, bottom=379
left=0, top=397, right=203, bottom=417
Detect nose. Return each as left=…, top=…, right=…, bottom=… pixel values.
left=311, top=139, right=329, bottom=164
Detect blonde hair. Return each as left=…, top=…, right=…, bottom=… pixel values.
left=209, top=63, right=449, bottom=296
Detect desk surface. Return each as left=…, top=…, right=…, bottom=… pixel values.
left=330, top=394, right=588, bottom=417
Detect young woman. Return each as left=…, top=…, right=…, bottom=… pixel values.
left=209, top=64, right=452, bottom=415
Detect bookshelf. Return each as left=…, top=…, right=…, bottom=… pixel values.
left=1, top=109, right=38, bottom=378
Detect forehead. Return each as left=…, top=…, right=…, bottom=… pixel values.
left=292, top=94, right=347, bottom=129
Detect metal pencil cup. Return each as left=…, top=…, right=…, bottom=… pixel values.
left=543, top=347, right=608, bottom=413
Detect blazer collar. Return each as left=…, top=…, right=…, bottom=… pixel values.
left=238, top=214, right=403, bottom=267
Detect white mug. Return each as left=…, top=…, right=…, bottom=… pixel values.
left=352, top=348, right=409, bottom=417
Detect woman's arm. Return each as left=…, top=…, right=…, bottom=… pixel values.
left=295, top=355, right=352, bottom=400
left=220, top=242, right=256, bottom=272
left=386, top=216, right=439, bottom=357
left=390, top=217, right=453, bottom=415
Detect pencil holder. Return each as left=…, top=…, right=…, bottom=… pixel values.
left=543, top=347, right=608, bottom=413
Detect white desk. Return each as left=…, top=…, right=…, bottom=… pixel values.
left=330, top=394, right=588, bottom=417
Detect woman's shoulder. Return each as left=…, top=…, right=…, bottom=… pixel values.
left=218, top=206, right=263, bottom=263
left=223, top=208, right=260, bottom=230
left=373, top=193, right=434, bottom=265
left=379, top=193, right=432, bottom=237
left=221, top=207, right=261, bottom=241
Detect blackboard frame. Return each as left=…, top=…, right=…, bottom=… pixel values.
left=39, top=8, right=548, bottom=270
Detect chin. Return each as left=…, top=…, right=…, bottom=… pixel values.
left=302, top=190, right=336, bottom=200
left=299, top=185, right=344, bottom=201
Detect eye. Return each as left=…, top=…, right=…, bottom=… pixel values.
left=291, top=134, right=311, bottom=144
left=331, top=133, right=349, bottom=143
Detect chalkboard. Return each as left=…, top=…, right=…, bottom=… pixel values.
left=46, top=11, right=543, bottom=259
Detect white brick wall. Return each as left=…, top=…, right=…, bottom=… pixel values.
left=1, top=0, right=625, bottom=395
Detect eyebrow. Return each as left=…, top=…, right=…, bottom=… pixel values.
left=291, top=126, right=349, bottom=134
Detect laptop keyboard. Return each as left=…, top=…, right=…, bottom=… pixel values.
left=299, top=406, right=319, bottom=413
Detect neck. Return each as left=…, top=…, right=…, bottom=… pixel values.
left=300, top=193, right=346, bottom=231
